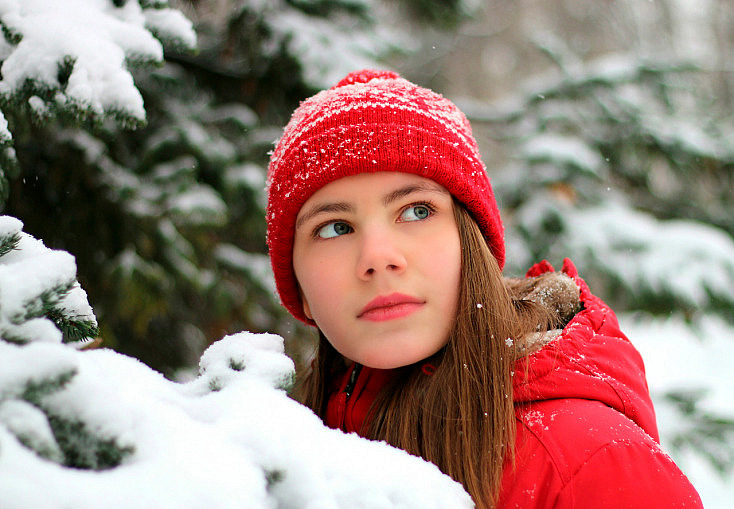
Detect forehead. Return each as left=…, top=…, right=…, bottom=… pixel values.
left=301, top=172, right=448, bottom=207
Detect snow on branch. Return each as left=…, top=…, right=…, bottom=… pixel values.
left=564, top=202, right=734, bottom=314
left=0, top=0, right=196, bottom=127
left=0, top=216, right=97, bottom=346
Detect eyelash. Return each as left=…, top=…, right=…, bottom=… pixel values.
left=310, top=201, right=437, bottom=240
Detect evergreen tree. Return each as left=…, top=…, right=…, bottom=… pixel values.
left=0, top=216, right=125, bottom=470
left=0, top=0, right=199, bottom=374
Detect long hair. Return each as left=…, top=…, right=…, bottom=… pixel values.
left=295, top=202, right=552, bottom=508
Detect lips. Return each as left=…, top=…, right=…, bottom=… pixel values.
left=358, top=293, right=425, bottom=322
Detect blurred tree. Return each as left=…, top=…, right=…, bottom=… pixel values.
left=462, top=29, right=734, bottom=482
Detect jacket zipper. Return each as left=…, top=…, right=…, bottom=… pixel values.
left=344, top=363, right=362, bottom=398
left=335, top=363, right=362, bottom=431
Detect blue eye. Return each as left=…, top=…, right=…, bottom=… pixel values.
left=316, top=221, right=352, bottom=239
left=400, top=204, right=432, bottom=222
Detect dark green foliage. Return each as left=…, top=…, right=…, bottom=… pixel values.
left=46, top=309, right=101, bottom=344
left=401, top=0, right=473, bottom=27
left=21, top=369, right=78, bottom=404
left=208, top=377, right=222, bottom=392
left=0, top=19, right=22, bottom=45
left=0, top=229, right=20, bottom=255
left=284, top=0, right=368, bottom=17
left=265, top=468, right=285, bottom=489
left=2, top=0, right=363, bottom=374
left=46, top=415, right=135, bottom=470
left=229, top=358, right=245, bottom=371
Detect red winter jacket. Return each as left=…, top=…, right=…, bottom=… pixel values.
left=324, top=259, right=703, bottom=508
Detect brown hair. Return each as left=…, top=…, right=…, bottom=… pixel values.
left=295, top=202, right=553, bottom=508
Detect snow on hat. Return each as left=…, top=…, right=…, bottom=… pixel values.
left=266, top=69, right=504, bottom=324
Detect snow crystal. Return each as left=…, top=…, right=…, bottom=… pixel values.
left=0, top=237, right=77, bottom=338
left=5, top=318, right=63, bottom=345
left=224, top=162, right=266, bottom=193
left=0, top=341, right=78, bottom=398
left=27, top=95, right=48, bottom=117
left=58, top=282, right=96, bottom=326
left=266, top=2, right=405, bottom=90
left=0, top=399, right=62, bottom=459
left=624, top=313, right=734, bottom=418
left=0, top=216, right=96, bottom=346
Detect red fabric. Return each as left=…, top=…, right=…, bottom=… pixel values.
left=325, top=363, right=394, bottom=434
left=324, top=259, right=703, bottom=507
left=266, top=69, right=504, bottom=324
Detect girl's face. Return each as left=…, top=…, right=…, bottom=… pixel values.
left=293, top=172, right=461, bottom=369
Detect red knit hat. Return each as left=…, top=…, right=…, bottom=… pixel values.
left=267, top=69, right=504, bottom=324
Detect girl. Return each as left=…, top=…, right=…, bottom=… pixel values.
left=266, top=70, right=702, bottom=508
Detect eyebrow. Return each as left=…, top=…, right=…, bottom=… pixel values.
left=295, top=181, right=449, bottom=230
left=381, top=182, right=448, bottom=207
left=296, top=201, right=353, bottom=230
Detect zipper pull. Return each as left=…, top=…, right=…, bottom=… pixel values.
left=333, top=364, right=361, bottom=431
left=344, top=363, right=362, bottom=398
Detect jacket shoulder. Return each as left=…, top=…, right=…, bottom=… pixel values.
left=499, top=399, right=702, bottom=508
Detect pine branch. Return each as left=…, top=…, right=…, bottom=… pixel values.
left=0, top=230, right=20, bottom=256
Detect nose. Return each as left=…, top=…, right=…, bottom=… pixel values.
left=356, top=226, right=407, bottom=280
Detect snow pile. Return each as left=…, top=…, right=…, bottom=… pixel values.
left=0, top=332, right=472, bottom=509
left=0, top=0, right=196, bottom=124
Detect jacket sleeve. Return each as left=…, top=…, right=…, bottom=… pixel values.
left=554, top=439, right=703, bottom=508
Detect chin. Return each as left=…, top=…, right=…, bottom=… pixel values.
left=357, top=349, right=427, bottom=370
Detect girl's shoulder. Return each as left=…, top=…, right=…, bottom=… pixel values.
left=502, top=259, right=702, bottom=508
left=500, top=398, right=702, bottom=508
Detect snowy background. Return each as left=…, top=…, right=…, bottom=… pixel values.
left=0, top=0, right=732, bottom=507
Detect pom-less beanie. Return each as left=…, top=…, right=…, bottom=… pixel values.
left=267, top=69, right=504, bottom=324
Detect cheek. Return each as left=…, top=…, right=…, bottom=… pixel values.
left=432, top=231, right=461, bottom=287
left=294, top=254, right=346, bottom=319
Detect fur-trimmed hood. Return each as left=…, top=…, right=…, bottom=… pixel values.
left=512, top=258, right=659, bottom=440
